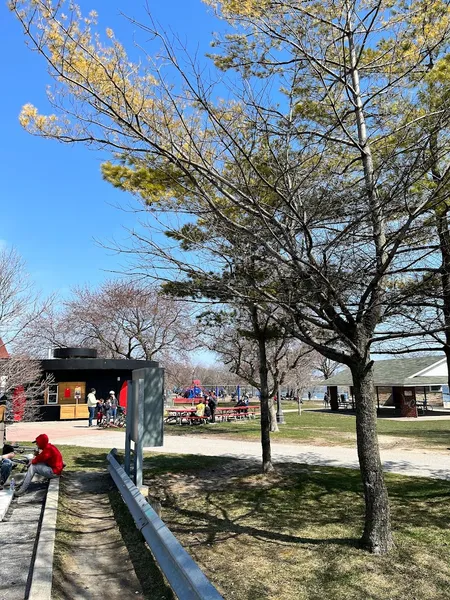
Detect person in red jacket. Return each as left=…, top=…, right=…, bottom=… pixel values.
left=14, top=434, right=64, bottom=496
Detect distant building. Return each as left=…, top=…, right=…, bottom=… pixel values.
left=323, top=355, right=448, bottom=417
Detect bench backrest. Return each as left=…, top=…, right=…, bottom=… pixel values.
left=173, top=397, right=196, bottom=405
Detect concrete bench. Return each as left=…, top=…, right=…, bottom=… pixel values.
left=0, top=487, right=14, bottom=521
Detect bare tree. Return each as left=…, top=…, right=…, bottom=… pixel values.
left=314, top=356, right=341, bottom=381
left=282, top=352, right=317, bottom=414
left=27, top=280, right=196, bottom=362
left=163, top=359, right=237, bottom=391
left=200, top=307, right=313, bottom=429
left=0, top=355, right=51, bottom=423
left=0, top=247, right=41, bottom=346
left=0, top=247, right=50, bottom=421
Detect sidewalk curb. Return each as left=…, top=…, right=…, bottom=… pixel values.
left=28, top=477, right=60, bottom=600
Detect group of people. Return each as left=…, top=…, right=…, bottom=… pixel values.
left=86, top=388, right=120, bottom=427
left=235, top=392, right=250, bottom=407
left=1, top=434, right=64, bottom=496
left=195, top=394, right=218, bottom=423
left=194, top=392, right=252, bottom=422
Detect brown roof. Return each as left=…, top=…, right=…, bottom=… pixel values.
left=0, top=339, right=9, bottom=359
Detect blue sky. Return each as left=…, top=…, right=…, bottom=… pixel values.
left=0, top=0, right=222, bottom=299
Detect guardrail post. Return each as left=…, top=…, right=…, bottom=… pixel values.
left=124, top=380, right=132, bottom=476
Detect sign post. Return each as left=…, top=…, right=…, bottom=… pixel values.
left=124, top=366, right=164, bottom=487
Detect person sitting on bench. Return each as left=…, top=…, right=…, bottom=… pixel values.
left=14, top=434, right=64, bottom=496
left=0, top=444, right=15, bottom=490
left=195, top=400, right=206, bottom=418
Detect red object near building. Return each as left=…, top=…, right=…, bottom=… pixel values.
left=13, top=386, right=26, bottom=421
left=119, top=380, right=128, bottom=409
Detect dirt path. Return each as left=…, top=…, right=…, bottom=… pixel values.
left=52, top=472, right=144, bottom=600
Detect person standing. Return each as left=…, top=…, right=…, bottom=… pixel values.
left=96, top=398, right=104, bottom=426
left=108, top=391, right=118, bottom=423
left=87, top=388, right=97, bottom=427
left=207, top=395, right=217, bottom=423
left=0, top=444, right=15, bottom=489
left=103, top=397, right=112, bottom=424
left=14, top=434, right=64, bottom=497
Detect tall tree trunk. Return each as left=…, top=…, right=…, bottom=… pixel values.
left=435, top=209, right=450, bottom=385
left=351, top=360, right=394, bottom=554
left=250, top=305, right=273, bottom=472
left=269, top=400, right=279, bottom=432
left=430, top=119, right=450, bottom=385
left=347, top=12, right=392, bottom=553
left=269, top=384, right=279, bottom=432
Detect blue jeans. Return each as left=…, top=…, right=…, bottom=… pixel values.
left=88, top=406, right=95, bottom=426
left=110, top=407, right=117, bottom=422
left=18, top=463, right=57, bottom=494
left=1, top=458, right=13, bottom=484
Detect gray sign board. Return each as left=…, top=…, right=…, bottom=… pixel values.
left=130, top=367, right=164, bottom=447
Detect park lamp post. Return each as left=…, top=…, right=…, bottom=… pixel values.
left=276, top=390, right=285, bottom=424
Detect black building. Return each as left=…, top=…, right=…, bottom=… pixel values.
left=40, top=347, right=158, bottom=420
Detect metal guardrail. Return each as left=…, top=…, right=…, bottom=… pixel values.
left=107, top=449, right=224, bottom=600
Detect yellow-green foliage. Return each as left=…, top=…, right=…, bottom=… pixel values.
left=101, top=161, right=188, bottom=205
left=11, top=0, right=161, bottom=139
left=203, top=0, right=270, bottom=18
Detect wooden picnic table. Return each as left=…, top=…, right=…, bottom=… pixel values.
left=165, top=404, right=261, bottom=425
left=215, top=405, right=260, bottom=421
left=338, top=399, right=355, bottom=410
left=416, top=401, right=433, bottom=415
left=165, top=407, right=196, bottom=424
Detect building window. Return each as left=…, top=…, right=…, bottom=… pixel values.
left=47, top=384, right=58, bottom=404
left=428, top=385, right=442, bottom=392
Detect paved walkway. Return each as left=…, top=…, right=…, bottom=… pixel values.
left=0, top=478, right=47, bottom=600
left=7, top=420, right=450, bottom=480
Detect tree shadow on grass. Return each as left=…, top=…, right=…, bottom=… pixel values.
left=168, top=500, right=360, bottom=550
left=143, top=453, right=232, bottom=475
left=386, top=473, right=450, bottom=531
left=74, top=452, right=110, bottom=470
left=145, top=459, right=363, bottom=551
left=143, top=458, right=450, bottom=557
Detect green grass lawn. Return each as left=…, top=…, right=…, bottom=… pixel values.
left=164, top=407, right=450, bottom=449
left=56, top=445, right=450, bottom=600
